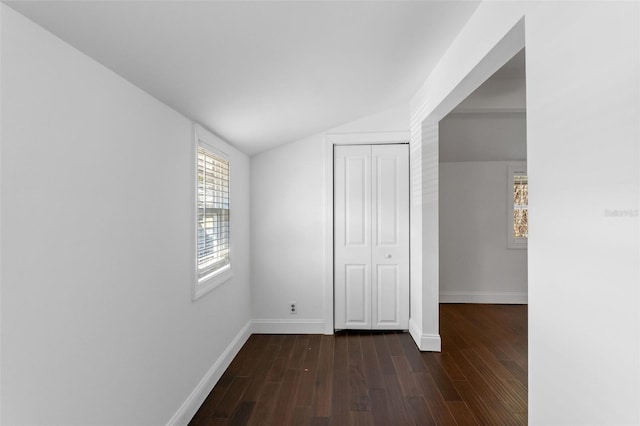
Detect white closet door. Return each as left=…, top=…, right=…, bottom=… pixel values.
left=334, top=145, right=372, bottom=329
left=371, top=144, right=409, bottom=329
left=334, top=144, right=409, bottom=330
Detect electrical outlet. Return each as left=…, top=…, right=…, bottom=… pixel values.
left=289, top=302, right=297, bottom=314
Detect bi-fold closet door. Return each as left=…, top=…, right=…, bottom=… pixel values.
left=334, top=144, right=409, bottom=330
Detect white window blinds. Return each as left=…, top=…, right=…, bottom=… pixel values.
left=197, top=147, right=230, bottom=280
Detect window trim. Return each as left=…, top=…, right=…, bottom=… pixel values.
left=507, top=161, right=528, bottom=250
left=193, top=124, right=233, bottom=300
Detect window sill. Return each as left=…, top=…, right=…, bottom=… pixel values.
left=193, top=266, right=233, bottom=300
left=507, top=238, right=528, bottom=250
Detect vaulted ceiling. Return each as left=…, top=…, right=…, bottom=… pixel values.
left=6, top=1, right=481, bottom=155
left=452, top=48, right=526, bottom=114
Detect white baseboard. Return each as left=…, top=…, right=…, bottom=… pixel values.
left=440, top=291, right=528, bottom=304
left=409, top=318, right=442, bottom=352
left=166, top=321, right=252, bottom=426
left=252, top=319, right=325, bottom=334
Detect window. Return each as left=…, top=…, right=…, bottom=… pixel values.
left=508, top=162, right=527, bottom=249
left=513, top=174, right=528, bottom=238
left=194, top=125, right=232, bottom=299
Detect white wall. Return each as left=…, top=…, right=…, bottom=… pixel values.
left=0, top=6, right=4, bottom=423
left=412, top=1, right=639, bottom=424
left=415, top=122, right=440, bottom=350
left=439, top=112, right=527, bottom=303
left=0, top=6, right=251, bottom=425
left=453, top=77, right=526, bottom=113
left=526, top=3, right=639, bottom=423
left=439, top=113, right=526, bottom=162
left=439, top=162, right=527, bottom=303
left=250, top=104, right=409, bottom=333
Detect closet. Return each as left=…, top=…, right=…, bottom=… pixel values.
left=334, top=144, right=409, bottom=330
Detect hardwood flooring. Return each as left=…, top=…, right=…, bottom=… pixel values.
left=189, top=304, right=527, bottom=425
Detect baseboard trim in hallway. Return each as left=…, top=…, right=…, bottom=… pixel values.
left=440, top=291, right=528, bottom=304
left=167, top=321, right=253, bottom=426
left=408, top=318, right=442, bottom=351
left=252, top=319, right=326, bottom=334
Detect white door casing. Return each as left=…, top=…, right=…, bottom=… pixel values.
left=334, top=144, right=409, bottom=330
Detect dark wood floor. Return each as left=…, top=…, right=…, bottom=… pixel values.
left=189, top=304, right=527, bottom=425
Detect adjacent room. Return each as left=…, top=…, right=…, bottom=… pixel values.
left=439, top=49, right=528, bottom=305
left=1, top=1, right=638, bottom=425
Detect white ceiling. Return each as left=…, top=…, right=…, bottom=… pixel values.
left=5, top=0, right=481, bottom=155
left=443, top=49, right=527, bottom=162
left=452, top=48, right=526, bottom=113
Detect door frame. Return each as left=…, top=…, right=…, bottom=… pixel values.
left=323, top=131, right=411, bottom=334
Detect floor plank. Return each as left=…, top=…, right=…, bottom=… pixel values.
left=246, top=382, right=280, bottom=426
left=329, top=333, right=349, bottom=426
left=347, top=333, right=370, bottom=412
left=270, top=368, right=302, bottom=426
left=311, top=335, right=334, bottom=417
left=213, top=376, right=250, bottom=419
left=447, top=400, right=479, bottom=425
left=405, top=396, right=436, bottom=425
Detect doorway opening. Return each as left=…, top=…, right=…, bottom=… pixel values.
left=433, top=45, right=529, bottom=417
left=438, top=48, right=528, bottom=305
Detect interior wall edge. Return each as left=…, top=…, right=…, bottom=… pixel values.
left=0, top=4, right=4, bottom=424
left=409, top=318, right=441, bottom=352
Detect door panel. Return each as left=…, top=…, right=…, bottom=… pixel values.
left=376, top=264, right=399, bottom=324
left=344, top=264, right=370, bottom=325
left=345, top=156, right=368, bottom=246
left=371, top=145, right=409, bottom=329
left=376, top=156, right=399, bottom=245
left=335, top=144, right=408, bottom=330
left=334, top=145, right=371, bottom=329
